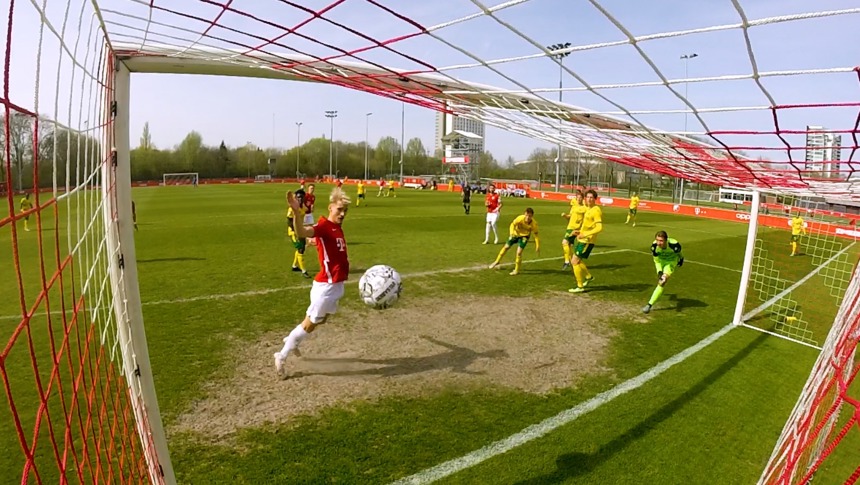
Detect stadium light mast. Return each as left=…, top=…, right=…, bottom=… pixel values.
left=295, top=121, right=302, bottom=177
left=325, top=110, right=338, bottom=180
left=364, top=112, right=372, bottom=180
left=547, top=42, right=571, bottom=191
left=679, top=53, right=698, bottom=204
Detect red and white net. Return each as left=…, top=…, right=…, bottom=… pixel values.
left=759, top=263, right=860, bottom=485
left=103, top=0, right=859, bottom=201
left=1, top=1, right=165, bottom=483
left=3, top=0, right=859, bottom=483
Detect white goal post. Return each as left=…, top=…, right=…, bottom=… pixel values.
left=162, top=172, right=199, bottom=186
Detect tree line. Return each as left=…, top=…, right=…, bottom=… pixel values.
left=0, top=113, right=100, bottom=192
left=130, top=122, right=542, bottom=182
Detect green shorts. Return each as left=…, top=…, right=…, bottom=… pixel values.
left=563, top=229, right=578, bottom=244
left=629, top=208, right=638, bottom=216
left=358, top=193, right=365, bottom=199
left=574, top=242, right=594, bottom=259
left=655, top=261, right=677, bottom=275
left=292, top=237, right=306, bottom=252
left=506, top=236, right=530, bottom=249
left=791, top=234, right=801, bottom=243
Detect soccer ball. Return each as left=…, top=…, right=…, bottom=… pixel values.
left=358, top=265, right=403, bottom=308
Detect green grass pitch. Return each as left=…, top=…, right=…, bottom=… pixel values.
left=1, top=183, right=857, bottom=484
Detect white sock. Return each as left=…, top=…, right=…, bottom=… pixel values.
left=278, top=324, right=309, bottom=358
left=485, top=222, right=491, bottom=241
left=491, top=223, right=498, bottom=240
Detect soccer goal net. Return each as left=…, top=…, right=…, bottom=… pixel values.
left=162, top=172, right=199, bottom=186
left=728, top=191, right=860, bottom=484
left=5, top=1, right=860, bottom=484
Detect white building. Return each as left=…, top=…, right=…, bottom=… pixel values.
left=435, top=111, right=485, bottom=155
left=805, top=125, right=842, bottom=178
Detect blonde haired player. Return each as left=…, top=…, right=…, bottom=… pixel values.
left=790, top=212, right=807, bottom=256
left=275, top=187, right=352, bottom=379
left=561, top=190, right=586, bottom=270
left=483, top=184, right=502, bottom=244
left=569, top=189, right=602, bottom=293
left=625, top=192, right=640, bottom=226
left=489, top=208, right=540, bottom=276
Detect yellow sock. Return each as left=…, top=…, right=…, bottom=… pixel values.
left=494, top=247, right=507, bottom=264
left=573, top=263, right=584, bottom=287
left=791, top=242, right=797, bottom=254
left=514, top=254, right=522, bottom=273
left=292, top=252, right=298, bottom=268
left=563, top=243, right=571, bottom=264
left=24, top=219, right=29, bottom=231
left=625, top=215, right=630, bottom=223
left=296, top=253, right=306, bottom=272
left=582, top=263, right=592, bottom=280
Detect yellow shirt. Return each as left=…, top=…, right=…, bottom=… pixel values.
left=357, top=183, right=365, bottom=195
left=387, top=180, right=395, bottom=188
left=566, top=199, right=587, bottom=231
left=629, top=196, right=640, bottom=209
left=20, top=197, right=32, bottom=212
left=577, top=205, right=603, bottom=244
left=287, top=206, right=305, bottom=236
left=791, top=216, right=806, bottom=236
left=509, top=215, right=540, bottom=248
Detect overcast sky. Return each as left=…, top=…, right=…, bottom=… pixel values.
left=5, top=0, right=859, bottom=164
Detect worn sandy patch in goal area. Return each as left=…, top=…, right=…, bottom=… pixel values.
left=172, top=294, right=641, bottom=441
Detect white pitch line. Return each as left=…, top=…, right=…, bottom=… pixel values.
left=390, top=323, right=736, bottom=485
left=0, top=249, right=632, bottom=319
left=391, top=240, right=854, bottom=484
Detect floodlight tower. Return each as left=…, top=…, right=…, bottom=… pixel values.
left=679, top=53, right=698, bottom=204
left=325, top=110, right=338, bottom=179
left=547, top=42, right=571, bottom=191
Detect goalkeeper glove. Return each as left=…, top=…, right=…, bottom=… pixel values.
left=678, top=257, right=684, bottom=267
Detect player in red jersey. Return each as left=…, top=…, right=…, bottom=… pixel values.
left=275, top=187, right=351, bottom=379
left=302, top=183, right=316, bottom=225
left=483, top=184, right=502, bottom=244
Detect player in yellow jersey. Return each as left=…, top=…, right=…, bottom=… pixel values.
left=569, top=189, right=603, bottom=293
left=19, top=192, right=32, bottom=231
left=286, top=192, right=311, bottom=278
left=625, top=192, right=640, bottom=226
left=386, top=180, right=396, bottom=198
left=489, top=208, right=540, bottom=276
left=561, top=190, right=587, bottom=270
left=356, top=181, right=366, bottom=207
left=790, top=213, right=807, bottom=256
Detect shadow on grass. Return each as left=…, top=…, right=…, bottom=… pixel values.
left=513, top=331, right=769, bottom=485
left=661, top=294, right=709, bottom=312
left=294, top=336, right=507, bottom=378
left=137, top=257, right=206, bottom=263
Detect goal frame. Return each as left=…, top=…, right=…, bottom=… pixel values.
left=162, top=172, right=199, bottom=186
left=114, top=63, right=176, bottom=483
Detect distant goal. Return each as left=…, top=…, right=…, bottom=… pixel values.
left=162, top=172, right=199, bottom=186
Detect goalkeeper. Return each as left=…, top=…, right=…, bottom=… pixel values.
left=642, top=230, right=683, bottom=314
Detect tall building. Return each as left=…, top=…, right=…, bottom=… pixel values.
left=805, top=125, right=842, bottom=178
left=434, top=111, right=485, bottom=155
